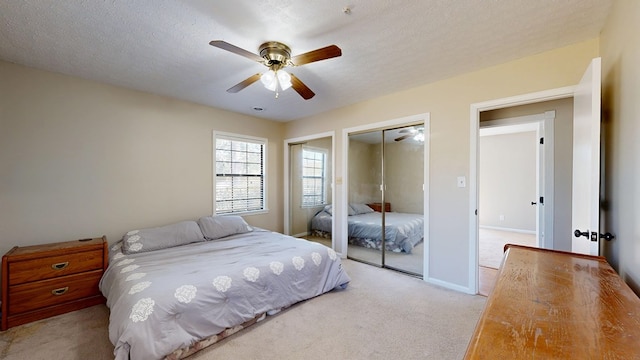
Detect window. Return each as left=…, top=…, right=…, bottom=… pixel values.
left=301, top=147, right=327, bottom=207
left=214, top=133, right=267, bottom=214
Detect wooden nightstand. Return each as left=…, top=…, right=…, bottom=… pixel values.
left=367, top=202, right=391, bottom=212
left=1, top=236, right=108, bottom=330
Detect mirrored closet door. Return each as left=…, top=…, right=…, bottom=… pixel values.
left=347, top=130, right=384, bottom=267
left=287, top=136, right=333, bottom=249
left=347, top=125, right=424, bottom=276
left=382, top=126, right=424, bottom=275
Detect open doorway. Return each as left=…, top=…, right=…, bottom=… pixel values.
left=478, top=122, right=540, bottom=270
left=470, top=58, right=602, bottom=296
left=474, top=98, right=573, bottom=295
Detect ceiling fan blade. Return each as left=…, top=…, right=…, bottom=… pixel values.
left=209, top=40, right=263, bottom=63
left=226, top=73, right=261, bottom=93
left=290, top=45, right=342, bottom=66
left=290, top=73, right=315, bottom=100
left=394, top=134, right=413, bottom=142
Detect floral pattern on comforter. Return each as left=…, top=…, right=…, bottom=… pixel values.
left=99, top=229, right=350, bottom=360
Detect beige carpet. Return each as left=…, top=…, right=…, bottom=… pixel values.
left=347, top=241, right=424, bottom=275
left=305, top=235, right=424, bottom=275
left=0, top=260, right=486, bottom=360
left=479, top=228, right=537, bottom=269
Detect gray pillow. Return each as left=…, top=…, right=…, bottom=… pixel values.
left=350, top=203, right=374, bottom=215
left=323, top=204, right=333, bottom=215
left=348, top=205, right=356, bottom=216
left=198, top=215, right=253, bottom=240
left=122, top=220, right=205, bottom=254
left=324, top=204, right=355, bottom=216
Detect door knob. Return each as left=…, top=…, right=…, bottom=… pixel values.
left=531, top=201, right=537, bottom=205
left=600, top=232, right=615, bottom=241
left=574, top=229, right=589, bottom=238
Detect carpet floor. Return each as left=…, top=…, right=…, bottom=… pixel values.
left=0, top=259, right=486, bottom=359
left=304, top=235, right=424, bottom=275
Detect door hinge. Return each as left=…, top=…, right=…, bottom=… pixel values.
left=539, top=137, right=544, bottom=144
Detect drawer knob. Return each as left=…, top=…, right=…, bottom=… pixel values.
left=51, top=261, right=69, bottom=270
left=51, top=287, right=69, bottom=296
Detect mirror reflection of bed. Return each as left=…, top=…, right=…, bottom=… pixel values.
left=343, top=126, right=425, bottom=276
left=311, top=202, right=424, bottom=275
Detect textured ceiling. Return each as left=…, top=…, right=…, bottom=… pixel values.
left=0, top=1, right=613, bottom=122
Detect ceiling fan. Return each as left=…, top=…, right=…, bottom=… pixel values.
left=209, top=40, right=342, bottom=100
left=395, top=126, right=425, bottom=142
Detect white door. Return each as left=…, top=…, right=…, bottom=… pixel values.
left=535, top=121, right=544, bottom=247
left=571, top=57, right=601, bottom=255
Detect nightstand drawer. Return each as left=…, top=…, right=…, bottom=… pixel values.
left=8, top=249, right=103, bottom=284
left=8, top=270, right=103, bottom=314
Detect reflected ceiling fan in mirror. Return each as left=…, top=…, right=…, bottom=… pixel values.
left=209, top=40, right=342, bottom=100
left=395, top=126, right=425, bottom=142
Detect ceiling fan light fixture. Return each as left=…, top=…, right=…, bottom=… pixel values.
left=210, top=40, right=340, bottom=100
left=260, top=69, right=292, bottom=93
left=277, top=70, right=292, bottom=91
left=260, top=70, right=277, bottom=91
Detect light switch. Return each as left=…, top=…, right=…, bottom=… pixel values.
left=457, top=176, right=466, bottom=188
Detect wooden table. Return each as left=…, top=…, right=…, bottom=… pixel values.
left=464, top=244, right=640, bottom=359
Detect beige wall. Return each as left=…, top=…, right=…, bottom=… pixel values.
left=285, top=39, right=599, bottom=290
left=348, top=138, right=424, bottom=214
left=600, top=0, right=640, bottom=293
left=481, top=97, right=574, bottom=250
left=1, top=33, right=619, bottom=293
left=348, top=140, right=380, bottom=204
left=0, top=61, right=285, bottom=259
left=479, top=131, right=536, bottom=231
left=384, top=141, right=424, bottom=214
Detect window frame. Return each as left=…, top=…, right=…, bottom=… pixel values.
left=213, top=131, right=268, bottom=215
left=300, top=146, right=328, bottom=208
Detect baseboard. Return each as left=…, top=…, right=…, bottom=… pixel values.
left=292, top=231, right=310, bottom=238
left=424, top=277, right=474, bottom=294
left=479, top=225, right=535, bottom=235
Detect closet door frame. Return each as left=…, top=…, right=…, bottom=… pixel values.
left=342, top=113, right=430, bottom=278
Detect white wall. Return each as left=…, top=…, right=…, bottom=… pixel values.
left=0, top=61, right=284, bottom=259
left=284, top=39, right=599, bottom=291
left=600, top=0, right=640, bottom=293
left=479, top=131, right=536, bottom=231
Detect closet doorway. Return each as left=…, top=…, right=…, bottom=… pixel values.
left=284, top=132, right=335, bottom=249
left=344, top=114, right=429, bottom=277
